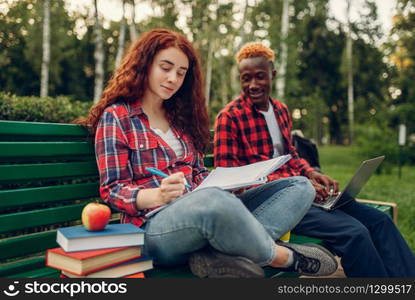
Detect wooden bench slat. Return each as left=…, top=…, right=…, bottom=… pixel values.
left=0, top=120, right=89, bottom=137
left=8, top=267, right=60, bottom=278
left=0, top=155, right=96, bottom=163
left=145, top=265, right=196, bottom=278
left=0, top=256, right=46, bottom=277
left=203, top=154, right=214, bottom=168
left=0, top=142, right=94, bottom=158
left=0, top=219, right=120, bottom=261
left=0, top=203, right=86, bottom=234
left=0, top=182, right=100, bottom=209
left=357, top=199, right=397, bottom=224
left=0, top=231, right=57, bottom=261
left=0, top=161, right=98, bottom=182
left=1, top=255, right=62, bottom=278
left=289, top=234, right=323, bottom=245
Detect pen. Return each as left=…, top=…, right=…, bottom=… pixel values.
left=145, top=167, right=192, bottom=189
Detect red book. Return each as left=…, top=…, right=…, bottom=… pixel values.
left=125, top=272, right=145, bottom=278
left=60, top=272, right=145, bottom=278
left=46, top=246, right=142, bottom=276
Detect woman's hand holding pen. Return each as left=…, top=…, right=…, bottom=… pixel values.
left=136, top=172, right=186, bottom=209
left=158, top=172, right=186, bottom=204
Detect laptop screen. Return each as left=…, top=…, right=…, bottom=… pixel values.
left=341, top=156, right=385, bottom=199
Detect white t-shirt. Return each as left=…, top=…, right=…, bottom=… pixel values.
left=151, top=127, right=184, bottom=158
left=259, top=102, right=285, bottom=157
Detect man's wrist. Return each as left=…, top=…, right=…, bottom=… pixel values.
left=306, top=170, right=318, bottom=178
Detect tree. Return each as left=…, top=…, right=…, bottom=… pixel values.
left=230, top=0, right=249, bottom=98
left=0, top=0, right=401, bottom=144
left=40, top=0, right=50, bottom=98
left=296, top=1, right=345, bottom=144
left=0, top=0, right=94, bottom=100
left=115, top=0, right=126, bottom=69
left=205, top=38, right=214, bottom=105
left=275, top=0, right=291, bottom=101
left=386, top=0, right=415, bottom=136
left=341, top=0, right=390, bottom=135
left=346, top=0, right=354, bottom=144
left=129, top=0, right=138, bottom=42
left=0, top=0, right=39, bottom=96
left=93, top=0, right=104, bottom=103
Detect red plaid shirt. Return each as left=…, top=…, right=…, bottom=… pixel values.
left=95, top=101, right=209, bottom=227
left=214, top=93, right=314, bottom=181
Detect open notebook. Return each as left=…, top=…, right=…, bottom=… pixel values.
left=194, top=154, right=292, bottom=191
left=145, top=154, right=292, bottom=218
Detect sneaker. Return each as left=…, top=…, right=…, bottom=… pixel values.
left=189, top=247, right=265, bottom=278
left=277, top=242, right=338, bottom=276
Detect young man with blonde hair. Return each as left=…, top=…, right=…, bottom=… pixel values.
left=214, top=42, right=415, bottom=277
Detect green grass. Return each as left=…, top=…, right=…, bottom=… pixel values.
left=318, top=145, right=415, bottom=251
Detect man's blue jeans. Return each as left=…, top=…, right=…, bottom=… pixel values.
left=293, top=199, right=415, bottom=277
left=142, top=176, right=315, bottom=266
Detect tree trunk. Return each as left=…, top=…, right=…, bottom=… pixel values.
left=230, top=0, right=249, bottom=97
left=346, top=0, right=354, bottom=144
left=276, top=0, right=290, bottom=101
left=40, top=0, right=50, bottom=98
left=205, top=40, right=214, bottom=106
left=115, top=0, right=126, bottom=69
left=220, top=57, right=228, bottom=107
left=93, top=0, right=105, bottom=103
left=129, top=0, right=137, bottom=42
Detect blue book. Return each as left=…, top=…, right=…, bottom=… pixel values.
left=57, top=223, right=145, bottom=252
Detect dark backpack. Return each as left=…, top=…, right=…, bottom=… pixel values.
left=292, top=133, right=321, bottom=172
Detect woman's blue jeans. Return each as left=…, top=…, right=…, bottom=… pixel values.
left=142, top=176, right=315, bottom=266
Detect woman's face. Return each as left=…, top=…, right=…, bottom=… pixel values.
left=146, top=47, right=189, bottom=101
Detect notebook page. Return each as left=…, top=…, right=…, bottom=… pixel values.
left=195, top=154, right=291, bottom=191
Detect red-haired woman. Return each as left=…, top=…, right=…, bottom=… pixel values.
left=80, top=29, right=337, bottom=278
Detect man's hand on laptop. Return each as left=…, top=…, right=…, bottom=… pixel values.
left=307, top=171, right=339, bottom=201
left=309, top=180, right=328, bottom=201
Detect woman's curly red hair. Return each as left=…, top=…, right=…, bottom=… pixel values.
left=77, top=28, right=210, bottom=154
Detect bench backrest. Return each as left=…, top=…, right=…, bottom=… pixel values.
left=0, top=120, right=103, bottom=277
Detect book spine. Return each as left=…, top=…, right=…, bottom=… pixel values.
left=59, top=255, right=143, bottom=276
left=56, top=231, right=69, bottom=252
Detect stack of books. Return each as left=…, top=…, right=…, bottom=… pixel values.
left=46, top=223, right=152, bottom=278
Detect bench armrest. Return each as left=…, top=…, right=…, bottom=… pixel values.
left=356, top=198, right=398, bottom=225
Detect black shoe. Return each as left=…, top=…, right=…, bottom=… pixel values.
left=189, top=247, right=265, bottom=278
left=276, top=242, right=338, bottom=276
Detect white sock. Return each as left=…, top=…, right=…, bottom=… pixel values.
left=282, top=249, right=294, bottom=267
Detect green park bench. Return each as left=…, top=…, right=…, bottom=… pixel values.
left=0, top=120, right=397, bottom=278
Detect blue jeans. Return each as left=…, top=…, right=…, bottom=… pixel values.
left=293, top=199, right=415, bottom=277
left=142, top=176, right=314, bottom=266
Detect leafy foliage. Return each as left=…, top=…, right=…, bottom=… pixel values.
left=0, top=92, right=90, bottom=123
left=320, top=145, right=415, bottom=251
left=0, top=0, right=413, bottom=161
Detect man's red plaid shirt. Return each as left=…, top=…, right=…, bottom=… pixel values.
left=95, top=101, right=209, bottom=227
left=214, top=93, right=314, bottom=181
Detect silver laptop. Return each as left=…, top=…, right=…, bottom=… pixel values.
left=312, top=156, right=385, bottom=211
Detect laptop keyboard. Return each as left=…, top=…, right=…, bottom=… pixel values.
left=314, top=195, right=337, bottom=206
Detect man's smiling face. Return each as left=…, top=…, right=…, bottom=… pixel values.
left=238, top=56, right=276, bottom=111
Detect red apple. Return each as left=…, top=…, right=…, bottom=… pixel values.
left=81, top=202, right=111, bottom=231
